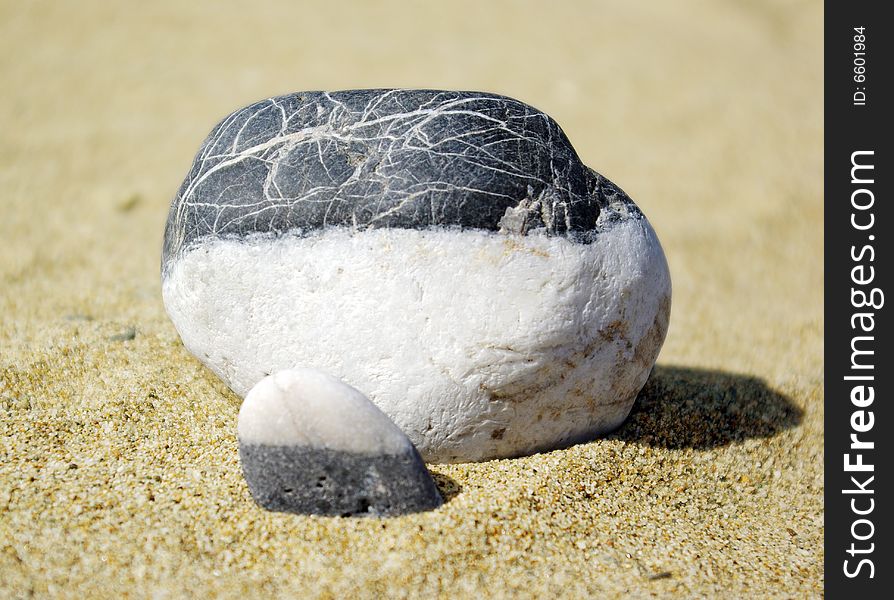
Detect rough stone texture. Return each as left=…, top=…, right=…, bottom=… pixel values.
left=239, top=445, right=442, bottom=517
left=162, top=89, right=630, bottom=273
left=162, top=89, right=672, bottom=463
left=237, top=369, right=442, bottom=516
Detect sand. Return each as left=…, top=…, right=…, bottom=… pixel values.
left=1, top=0, right=823, bottom=597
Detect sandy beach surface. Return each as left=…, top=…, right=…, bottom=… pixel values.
left=1, top=1, right=823, bottom=597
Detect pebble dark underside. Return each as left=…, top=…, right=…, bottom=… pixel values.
left=163, top=89, right=638, bottom=272
left=239, top=443, right=443, bottom=517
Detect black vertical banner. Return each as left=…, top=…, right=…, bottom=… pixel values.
left=826, top=2, right=892, bottom=597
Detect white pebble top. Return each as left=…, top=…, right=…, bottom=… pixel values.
left=237, top=368, right=412, bottom=455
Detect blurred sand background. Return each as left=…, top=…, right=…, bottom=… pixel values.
left=1, top=0, right=823, bottom=597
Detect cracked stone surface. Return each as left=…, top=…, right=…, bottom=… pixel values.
left=162, top=89, right=672, bottom=463
left=162, top=89, right=635, bottom=271
left=238, top=369, right=442, bottom=517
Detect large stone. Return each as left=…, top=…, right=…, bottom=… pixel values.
left=238, top=368, right=443, bottom=516
left=163, top=89, right=672, bottom=463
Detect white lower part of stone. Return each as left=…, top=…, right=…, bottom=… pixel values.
left=163, top=222, right=671, bottom=463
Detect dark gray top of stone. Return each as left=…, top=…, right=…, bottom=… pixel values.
left=163, top=89, right=639, bottom=273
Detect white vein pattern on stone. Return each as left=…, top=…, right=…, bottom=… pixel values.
left=162, top=89, right=637, bottom=274
left=161, top=89, right=670, bottom=463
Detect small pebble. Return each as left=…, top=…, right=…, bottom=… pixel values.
left=117, top=193, right=142, bottom=212
left=109, top=327, right=136, bottom=341
left=237, top=368, right=443, bottom=517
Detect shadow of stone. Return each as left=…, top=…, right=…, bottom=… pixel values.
left=427, top=470, right=462, bottom=503
left=610, top=365, right=803, bottom=450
